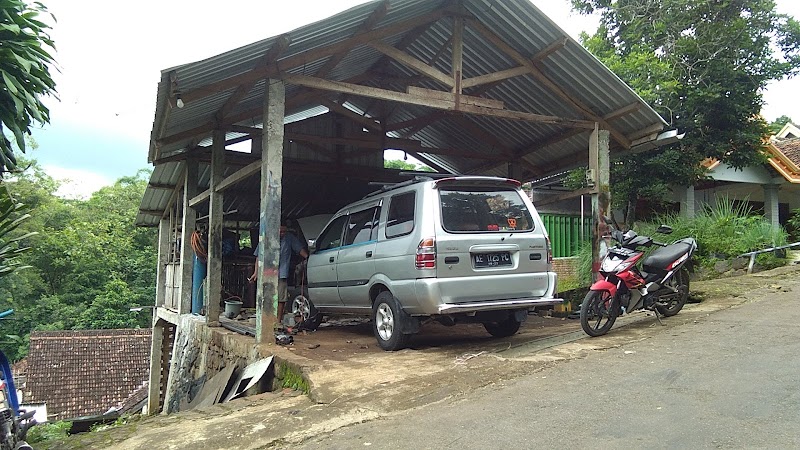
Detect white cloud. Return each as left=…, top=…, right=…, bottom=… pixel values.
left=44, top=166, right=112, bottom=200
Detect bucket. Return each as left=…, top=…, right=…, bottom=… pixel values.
left=224, top=300, right=243, bottom=319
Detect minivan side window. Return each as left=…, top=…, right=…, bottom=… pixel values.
left=385, top=192, right=415, bottom=238
left=345, top=206, right=380, bottom=246
left=315, top=215, right=348, bottom=252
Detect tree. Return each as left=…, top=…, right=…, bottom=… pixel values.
left=572, top=0, right=800, bottom=224
left=384, top=159, right=434, bottom=172
left=768, top=115, right=793, bottom=135
left=0, top=0, right=57, bottom=175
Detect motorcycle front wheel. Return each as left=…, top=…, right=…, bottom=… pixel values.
left=580, top=290, right=618, bottom=337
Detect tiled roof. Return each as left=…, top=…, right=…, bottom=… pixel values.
left=25, top=329, right=151, bottom=421
left=773, top=137, right=800, bottom=168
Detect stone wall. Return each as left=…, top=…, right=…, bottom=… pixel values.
left=162, top=316, right=273, bottom=414
left=553, top=256, right=579, bottom=281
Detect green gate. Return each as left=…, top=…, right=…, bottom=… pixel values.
left=541, top=214, right=591, bottom=258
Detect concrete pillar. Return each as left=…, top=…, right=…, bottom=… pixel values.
left=177, top=157, right=198, bottom=314
left=146, top=319, right=165, bottom=415
left=155, top=217, right=171, bottom=308
left=763, top=184, right=780, bottom=227
left=589, top=125, right=611, bottom=277
left=207, top=130, right=225, bottom=325
left=679, top=185, right=696, bottom=219
left=256, top=79, right=285, bottom=344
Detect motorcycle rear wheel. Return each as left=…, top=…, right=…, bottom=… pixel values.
left=655, top=268, right=689, bottom=317
left=580, top=290, right=618, bottom=337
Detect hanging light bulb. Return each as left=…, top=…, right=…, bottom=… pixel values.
left=176, top=94, right=184, bottom=109
left=403, top=151, right=408, bottom=161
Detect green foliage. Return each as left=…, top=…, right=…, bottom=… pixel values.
left=572, top=0, right=800, bottom=225
left=0, top=183, right=34, bottom=277
left=278, top=361, right=309, bottom=394
left=786, top=209, right=800, bottom=241
left=0, top=162, right=156, bottom=361
left=0, top=0, right=57, bottom=175
left=26, top=420, right=71, bottom=444
left=384, top=158, right=434, bottom=172
left=768, top=115, right=793, bottom=135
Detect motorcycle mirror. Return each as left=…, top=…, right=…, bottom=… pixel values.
left=656, top=224, right=673, bottom=234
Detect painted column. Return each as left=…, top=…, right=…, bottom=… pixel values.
left=207, top=130, right=225, bottom=325
left=146, top=318, right=164, bottom=414
left=589, top=125, right=611, bottom=278
left=256, top=79, right=285, bottom=344
left=155, top=217, right=171, bottom=308
left=763, top=184, right=780, bottom=227
left=178, top=157, right=198, bottom=314
left=679, top=185, right=696, bottom=219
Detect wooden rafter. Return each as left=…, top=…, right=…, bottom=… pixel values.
left=315, top=0, right=390, bottom=78
left=369, top=41, right=455, bottom=88
left=214, top=34, right=291, bottom=123
left=466, top=19, right=633, bottom=149
left=451, top=16, right=463, bottom=95
left=603, top=102, right=641, bottom=121
left=180, top=11, right=446, bottom=105
left=320, top=99, right=382, bottom=132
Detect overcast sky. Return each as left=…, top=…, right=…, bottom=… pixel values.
left=29, top=0, right=800, bottom=198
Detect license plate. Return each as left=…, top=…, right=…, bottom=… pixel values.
left=473, top=252, right=512, bottom=268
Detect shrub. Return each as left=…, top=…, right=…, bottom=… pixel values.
left=26, top=421, right=71, bottom=444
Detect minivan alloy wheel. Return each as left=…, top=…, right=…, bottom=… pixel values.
left=376, top=303, right=394, bottom=340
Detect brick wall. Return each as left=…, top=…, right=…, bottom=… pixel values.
left=553, top=256, right=579, bottom=280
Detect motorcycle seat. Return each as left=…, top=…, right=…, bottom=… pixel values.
left=642, top=242, right=691, bottom=270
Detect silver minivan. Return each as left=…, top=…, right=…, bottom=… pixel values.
left=295, top=176, right=562, bottom=350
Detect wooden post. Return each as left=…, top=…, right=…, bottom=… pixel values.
left=155, top=217, right=171, bottom=308
left=589, top=125, right=611, bottom=279
left=146, top=318, right=164, bottom=414
left=507, top=161, right=521, bottom=181
left=177, top=157, right=198, bottom=314
left=255, top=79, right=285, bottom=344
left=451, top=16, right=463, bottom=96
left=207, top=130, right=225, bottom=325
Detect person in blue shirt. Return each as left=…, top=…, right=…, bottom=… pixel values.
left=249, top=225, right=309, bottom=321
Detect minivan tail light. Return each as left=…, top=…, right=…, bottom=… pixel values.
left=415, top=237, right=436, bottom=269
left=545, top=235, right=553, bottom=265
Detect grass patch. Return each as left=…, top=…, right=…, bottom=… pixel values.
left=278, top=361, right=310, bottom=394
left=27, top=421, right=71, bottom=445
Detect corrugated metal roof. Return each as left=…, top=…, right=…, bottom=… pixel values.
left=139, top=0, right=672, bottom=226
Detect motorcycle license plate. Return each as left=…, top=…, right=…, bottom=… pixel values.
left=473, top=252, right=512, bottom=268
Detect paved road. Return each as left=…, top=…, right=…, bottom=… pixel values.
left=296, top=283, right=800, bottom=449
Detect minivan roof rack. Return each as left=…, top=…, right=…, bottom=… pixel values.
left=362, top=176, right=433, bottom=199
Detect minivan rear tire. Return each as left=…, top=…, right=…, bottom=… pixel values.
left=483, top=316, right=522, bottom=338
left=372, top=291, right=411, bottom=351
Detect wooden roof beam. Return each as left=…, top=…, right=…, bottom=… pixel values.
left=180, top=11, right=446, bottom=105
left=369, top=41, right=455, bottom=88
left=315, top=0, right=390, bottom=78
left=466, top=19, right=632, bottom=149
left=214, top=34, right=291, bottom=123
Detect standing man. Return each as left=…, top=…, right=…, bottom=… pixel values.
left=250, top=224, right=309, bottom=322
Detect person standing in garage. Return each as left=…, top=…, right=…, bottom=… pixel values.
left=249, top=223, right=309, bottom=322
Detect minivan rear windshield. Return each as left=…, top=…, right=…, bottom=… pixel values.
left=439, top=187, right=534, bottom=233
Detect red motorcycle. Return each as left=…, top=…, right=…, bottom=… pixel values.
left=580, top=222, right=697, bottom=337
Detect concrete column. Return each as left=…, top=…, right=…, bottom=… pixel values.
left=155, top=217, right=171, bottom=308
left=679, top=185, right=696, bottom=219
left=763, top=184, right=780, bottom=227
left=589, top=125, right=611, bottom=277
left=146, top=319, right=165, bottom=414
left=207, top=130, right=225, bottom=325
left=256, top=79, right=285, bottom=344
left=177, top=157, right=198, bottom=314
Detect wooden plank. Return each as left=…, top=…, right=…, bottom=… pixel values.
left=316, top=0, right=390, bottom=78
left=603, top=102, right=641, bottom=121
left=532, top=37, right=569, bottom=62
left=457, top=103, right=595, bottom=129
left=215, top=34, right=291, bottom=122
left=385, top=111, right=448, bottom=132
left=534, top=187, right=594, bottom=207
left=451, top=17, right=463, bottom=95
left=461, top=66, right=530, bottom=89
left=406, top=86, right=504, bottom=109
left=177, top=158, right=198, bottom=315
left=181, top=11, right=446, bottom=104
left=467, top=19, right=632, bottom=149
left=321, top=99, right=382, bottom=132
left=369, top=41, right=455, bottom=88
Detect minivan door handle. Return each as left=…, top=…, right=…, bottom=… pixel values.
left=366, top=251, right=373, bottom=258
left=329, top=256, right=335, bottom=263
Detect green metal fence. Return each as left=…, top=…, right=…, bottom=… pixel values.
left=541, top=214, right=592, bottom=258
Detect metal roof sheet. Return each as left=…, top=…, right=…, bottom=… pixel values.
left=139, top=0, right=671, bottom=226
